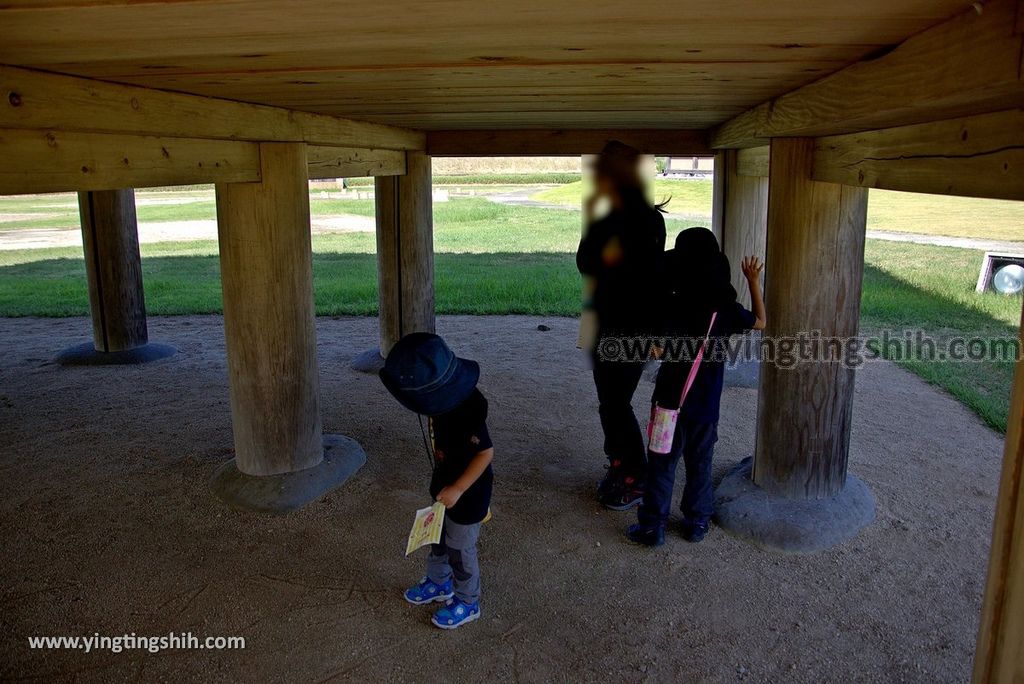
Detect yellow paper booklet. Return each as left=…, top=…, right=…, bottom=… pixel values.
left=405, top=501, right=445, bottom=556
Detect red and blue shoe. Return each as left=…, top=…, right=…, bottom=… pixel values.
left=404, top=577, right=454, bottom=605
left=431, top=597, right=481, bottom=630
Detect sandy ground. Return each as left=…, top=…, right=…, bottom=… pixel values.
left=0, top=315, right=1006, bottom=682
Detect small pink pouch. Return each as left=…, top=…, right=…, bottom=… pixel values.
left=647, top=312, right=717, bottom=455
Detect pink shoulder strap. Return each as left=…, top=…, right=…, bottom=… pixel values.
left=678, top=311, right=717, bottom=408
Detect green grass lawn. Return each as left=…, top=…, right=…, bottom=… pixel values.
left=534, top=179, right=1024, bottom=242
left=0, top=197, right=1019, bottom=432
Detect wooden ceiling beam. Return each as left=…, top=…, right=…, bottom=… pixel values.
left=711, top=0, right=1024, bottom=148
left=306, top=146, right=406, bottom=179
left=0, top=127, right=261, bottom=195
left=0, top=65, right=425, bottom=150
left=426, top=129, right=711, bottom=156
left=811, top=109, right=1024, bottom=201
left=0, top=129, right=409, bottom=195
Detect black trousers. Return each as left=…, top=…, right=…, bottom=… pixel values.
left=592, top=357, right=647, bottom=479
left=638, top=420, right=718, bottom=528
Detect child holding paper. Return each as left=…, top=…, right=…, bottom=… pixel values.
left=628, top=227, right=766, bottom=547
left=380, top=332, right=494, bottom=629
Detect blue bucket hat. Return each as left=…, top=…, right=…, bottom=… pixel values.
left=379, top=332, right=480, bottom=416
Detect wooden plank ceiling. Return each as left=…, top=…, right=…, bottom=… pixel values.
left=0, top=0, right=974, bottom=131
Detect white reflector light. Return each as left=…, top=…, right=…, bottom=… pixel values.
left=993, top=264, right=1024, bottom=295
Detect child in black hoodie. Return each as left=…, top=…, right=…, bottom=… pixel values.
left=628, top=227, right=765, bottom=546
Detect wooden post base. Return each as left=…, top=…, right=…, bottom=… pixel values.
left=210, top=435, right=366, bottom=514
left=350, top=347, right=385, bottom=373
left=55, top=341, right=176, bottom=366
left=715, top=458, right=875, bottom=553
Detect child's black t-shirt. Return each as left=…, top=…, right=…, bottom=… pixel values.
left=653, top=301, right=756, bottom=424
left=429, top=389, right=493, bottom=525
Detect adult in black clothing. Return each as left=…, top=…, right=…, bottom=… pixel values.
left=576, top=141, right=666, bottom=510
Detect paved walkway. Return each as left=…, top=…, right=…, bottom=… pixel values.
left=865, top=231, right=1023, bottom=253
left=0, top=216, right=375, bottom=251
left=2, top=187, right=1020, bottom=253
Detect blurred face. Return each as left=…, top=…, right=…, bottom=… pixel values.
left=595, top=174, right=616, bottom=197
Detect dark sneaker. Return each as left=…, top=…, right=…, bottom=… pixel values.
left=600, top=478, right=645, bottom=511
left=681, top=519, right=710, bottom=543
left=596, top=459, right=625, bottom=499
left=627, top=524, right=665, bottom=547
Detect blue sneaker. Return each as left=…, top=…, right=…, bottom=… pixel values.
left=431, top=597, right=481, bottom=629
left=681, top=519, right=710, bottom=543
left=404, top=577, right=453, bottom=605
left=627, top=523, right=665, bottom=547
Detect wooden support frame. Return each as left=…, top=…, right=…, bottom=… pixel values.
left=426, top=129, right=711, bottom=156
left=375, top=151, right=435, bottom=354
left=1, top=65, right=424, bottom=150
left=974, top=307, right=1024, bottom=682
left=0, top=130, right=409, bottom=195
left=215, top=142, right=324, bottom=476
left=718, top=148, right=769, bottom=308
left=307, top=146, right=406, bottom=180
left=0, top=128, right=260, bottom=194
left=736, top=146, right=769, bottom=178
left=754, top=138, right=868, bottom=498
left=78, top=189, right=148, bottom=353
left=712, top=0, right=1024, bottom=148
left=811, top=109, right=1024, bottom=201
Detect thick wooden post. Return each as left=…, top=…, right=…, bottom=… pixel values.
left=374, top=151, right=434, bottom=355
left=215, top=143, right=323, bottom=476
left=753, top=138, right=868, bottom=498
left=711, top=152, right=727, bottom=245
left=718, top=150, right=768, bottom=309
left=974, top=307, right=1024, bottom=683
left=78, top=189, right=148, bottom=352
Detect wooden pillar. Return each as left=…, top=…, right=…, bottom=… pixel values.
left=974, top=306, right=1024, bottom=682
left=374, top=151, right=434, bottom=354
left=717, top=149, right=769, bottom=309
left=753, top=138, right=868, bottom=499
left=215, top=143, right=323, bottom=476
left=711, top=151, right=727, bottom=245
left=78, top=189, right=148, bottom=352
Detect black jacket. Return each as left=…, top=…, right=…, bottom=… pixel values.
left=576, top=203, right=666, bottom=336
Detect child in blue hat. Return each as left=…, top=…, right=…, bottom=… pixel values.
left=380, top=332, right=494, bottom=629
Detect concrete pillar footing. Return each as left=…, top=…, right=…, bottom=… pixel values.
left=714, top=457, right=875, bottom=553
left=210, top=434, right=366, bottom=514
left=351, top=347, right=385, bottom=373
left=55, top=341, right=176, bottom=366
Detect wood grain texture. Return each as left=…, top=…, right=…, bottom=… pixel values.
left=428, top=129, right=710, bottom=156
left=215, top=142, right=324, bottom=476
left=1, top=65, right=424, bottom=149
left=0, top=1, right=970, bottom=130
left=374, top=152, right=435, bottom=354
left=710, top=151, right=727, bottom=244
left=0, top=127, right=260, bottom=194
left=812, top=109, right=1024, bottom=201
left=719, top=149, right=768, bottom=309
left=974, top=307, right=1024, bottom=683
left=78, top=189, right=148, bottom=352
left=306, top=146, right=405, bottom=179
left=375, top=175, right=401, bottom=354
left=753, top=138, right=868, bottom=499
left=713, top=0, right=1024, bottom=147
left=736, top=146, right=769, bottom=177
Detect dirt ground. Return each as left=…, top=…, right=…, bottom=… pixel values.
left=0, top=315, right=1006, bottom=682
